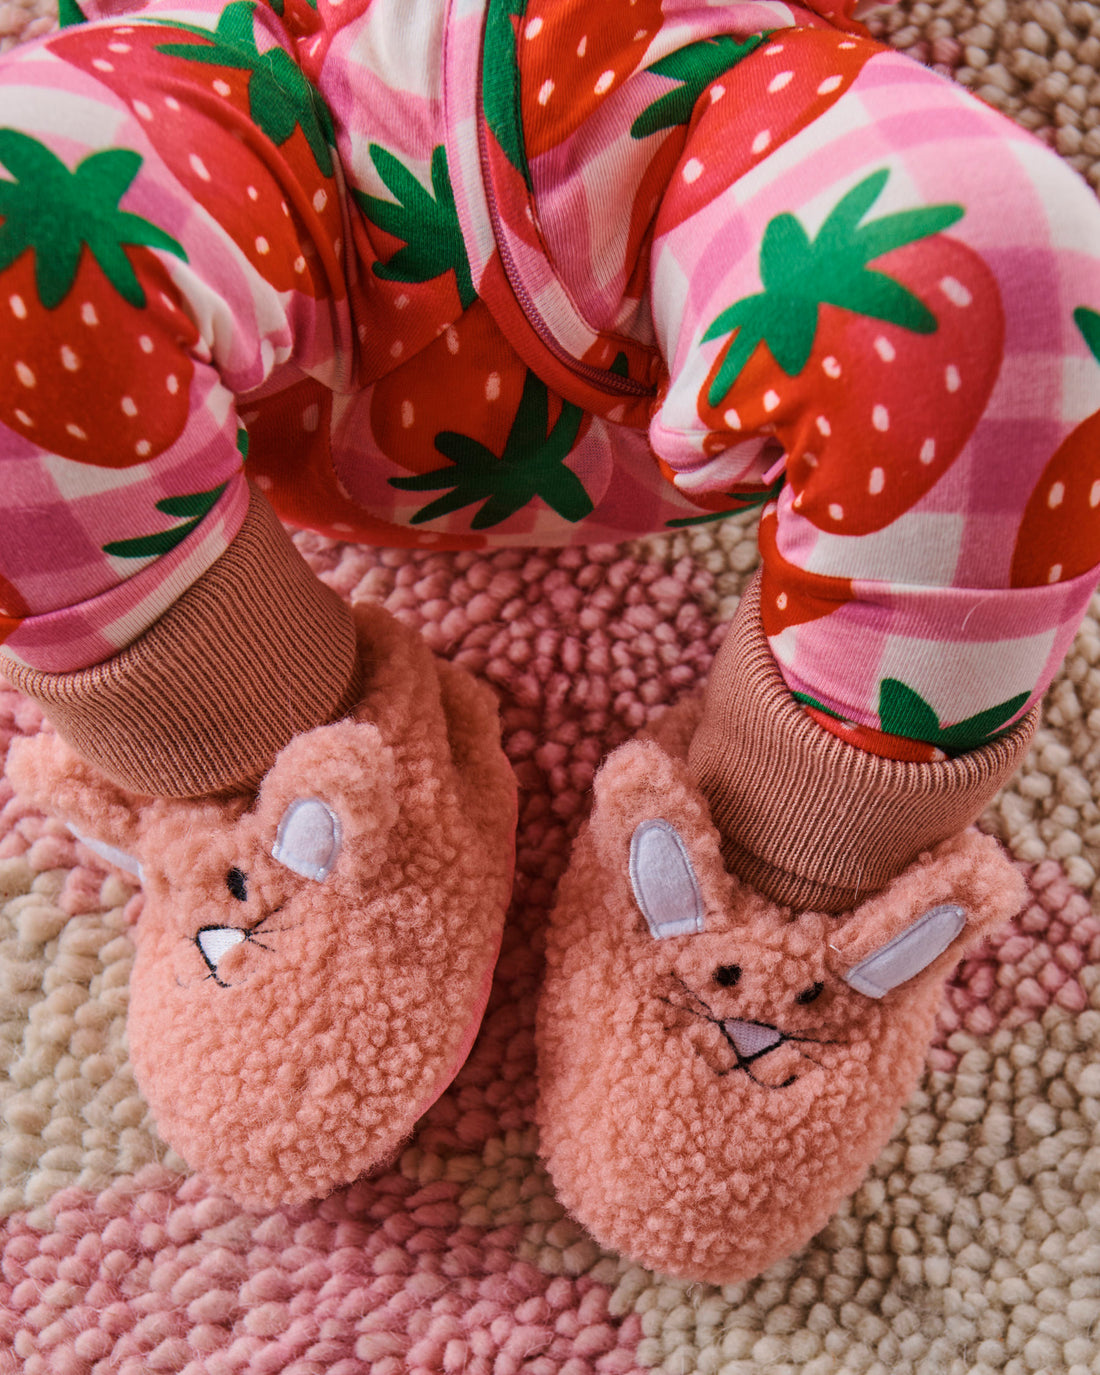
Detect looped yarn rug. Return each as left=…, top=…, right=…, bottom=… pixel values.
left=3, top=3, right=1100, bottom=1373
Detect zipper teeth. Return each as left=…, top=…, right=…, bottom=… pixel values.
left=476, top=64, right=653, bottom=400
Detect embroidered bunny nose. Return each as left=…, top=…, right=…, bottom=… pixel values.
left=196, top=926, right=246, bottom=976
left=723, top=1020, right=782, bottom=1059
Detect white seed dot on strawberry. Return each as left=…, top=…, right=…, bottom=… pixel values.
left=108, top=42, right=131, bottom=53
left=682, top=158, right=704, bottom=183
left=724, top=407, right=742, bottom=430
left=710, top=83, right=725, bottom=102
left=485, top=372, right=502, bottom=401
left=247, top=185, right=259, bottom=202
left=121, top=396, right=138, bottom=416
left=446, top=326, right=460, bottom=354
left=390, top=340, right=404, bottom=359
left=165, top=96, right=181, bottom=112
left=873, top=336, right=896, bottom=363
left=255, top=236, right=271, bottom=255
left=765, top=43, right=785, bottom=55
left=1048, top=481, right=1065, bottom=508
left=920, top=438, right=936, bottom=464
left=14, top=409, right=32, bottom=427
left=1090, top=480, right=1100, bottom=508
left=294, top=255, right=307, bottom=274
left=945, top=365, right=961, bottom=393
left=15, top=361, right=35, bottom=388
left=538, top=78, right=555, bottom=105
left=802, top=451, right=818, bottom=467
left=81, top=303, right=99, bottom=327
left=313, top=189, right=327, bottom=213
left=793, top=492, right=803, bottom=508
left=822, top=356, right=841, bottom=379
left=764, top=390, right=781, bottom=412
left=524, top=15, right=543, bottom=37
left=818, top=75, right=843, bottom=94
left=594, top=69, right=616, bottom=96
left=133, top=100, right=153, bottom=120
left=166, top=375, right=179, bottom=394
left=281, top=201, right=290, bottom=217
left=1048, top=563, right=1063, bottom=583
left=9, top=295, right=26, bottom=320
left=829, top=503, right=844, bottom=521
left=92, top=58, right=114, bottom=72
left=577, top=35, right=587, bottom=57
left=135, top=439, right=151, bottom=456
left=401, top=400, right=415, bottom=428
left=213, top=79, right=231, bottom=96
left=633, top=28, right=648, bottom=41
left=839, top=40, right=857, bottom=49
left=872, top=404, right=890, bottom=432
left=869, top=467, right=886, bottom=494
left=66, top=422, right=87, bottom=440
left=189, top=153, right=212, bottom=183
left=939, top=276, right=973, bottom=308
left=139, top=335, right=154, bottom=354
left=255, top=474, right=273, bottom=491
left=752, top=130, right=772, bottom=155
left=816, top=415, right=831, bottom=437
left=777, top=592, right=788, bottom=610
left=57, top=347, right=79, bottom=372
left=768, top=71, right=794, bottom=93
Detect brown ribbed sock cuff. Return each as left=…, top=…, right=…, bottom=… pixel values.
left=687, top=574, right=1038, bottom=913
left=6, top=485, right=363, bottom=798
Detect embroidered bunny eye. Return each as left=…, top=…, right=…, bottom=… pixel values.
left=795, top=982, right=824, bottom=1005
left=714, top=964, right=742, bottom=987
left=226, top=867, right=248, bottom=902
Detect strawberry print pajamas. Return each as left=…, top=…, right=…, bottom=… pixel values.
left=2, top=0, right=1100, bottom=764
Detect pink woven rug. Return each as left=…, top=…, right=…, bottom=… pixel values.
left=3, top=3, right=1100, bottom=1373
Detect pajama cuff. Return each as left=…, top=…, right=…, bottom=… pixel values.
left=5, top=484, right=363, bottom=799
left=687, top=575, right=1038, bottom=914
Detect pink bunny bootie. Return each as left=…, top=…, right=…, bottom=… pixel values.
left=9, top=595, right=517, bottom=1206
left=535, top=577, right=1035, bottom=1283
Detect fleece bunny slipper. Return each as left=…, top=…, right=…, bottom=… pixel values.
left=535, top=701, right=1026, bottom=1284
left=8, top=604, right=517, bottom=1206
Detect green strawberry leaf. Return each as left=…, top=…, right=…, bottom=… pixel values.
left=664, top=475, right=784, bottom=526
left=791, top=690, right=845, bottom=720
left=103, top=483, right=227, bottom=558
left=482, top=0, right=531, bottom=190
left=152, top=2, right=335, bottom=176
left=354, top=145, right=475, bottom=308
left=878, top=678, right=1029, bottom=752
left=389, top=370, right=591, bottom=529
left=1076, top=306, right=1100, bottom=366
left=0, top=131, right=186, bottom=309
left=58, top=0, right=89, bottom=27
left=630, top=33, right=768, bottom=139
left=703, top=169, right=964, bottom=407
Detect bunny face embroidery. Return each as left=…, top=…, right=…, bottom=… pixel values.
left=8, top=606, right=518, bottom=1207
left=536, top=721, right=1026, bottom=1286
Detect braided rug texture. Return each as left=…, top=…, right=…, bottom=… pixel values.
left=3, top=4, right=1100, bottom=1373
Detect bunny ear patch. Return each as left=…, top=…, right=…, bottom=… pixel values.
left=272, top=798, right=342, bottom=881
left=629, top=820, right=706, bottom=939
left=843, top=903, right=966, bottom=998
left=69, top=826, right=144, bottom=881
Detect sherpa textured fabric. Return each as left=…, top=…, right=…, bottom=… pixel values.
left=2, top=1, right=1100, bottom=1373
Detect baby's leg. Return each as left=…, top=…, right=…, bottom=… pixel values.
left=647, top=28, right=1100, bottom=909
left=0, top=4, right=516, bottom=1206
left=0, top=0, right=359, bottom=797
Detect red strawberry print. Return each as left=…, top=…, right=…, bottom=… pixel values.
left=0, top=130, right=196, bottom=467
left=656, top=28, right=879, bottom=238
left=517, top=0, right=666, bottom=159
left=756, top=507, right=855, bottom=637
left=1011, top=306, right=1100, bottom=587
left=700, top=170, right=1005, bottom=536
left=51, top=3, right=344, bottom=299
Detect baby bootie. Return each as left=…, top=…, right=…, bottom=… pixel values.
left=536, top=575, right=1034, bottom=1283
left=6, top=490, right=516, bottom=1204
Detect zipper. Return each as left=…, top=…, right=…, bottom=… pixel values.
left=475, top=48, right=654, bottom=401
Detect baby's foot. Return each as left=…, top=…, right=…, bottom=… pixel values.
left=9, top=605, right=516, bottom=1205
left=535, top=701, right=1024, bottom=1283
